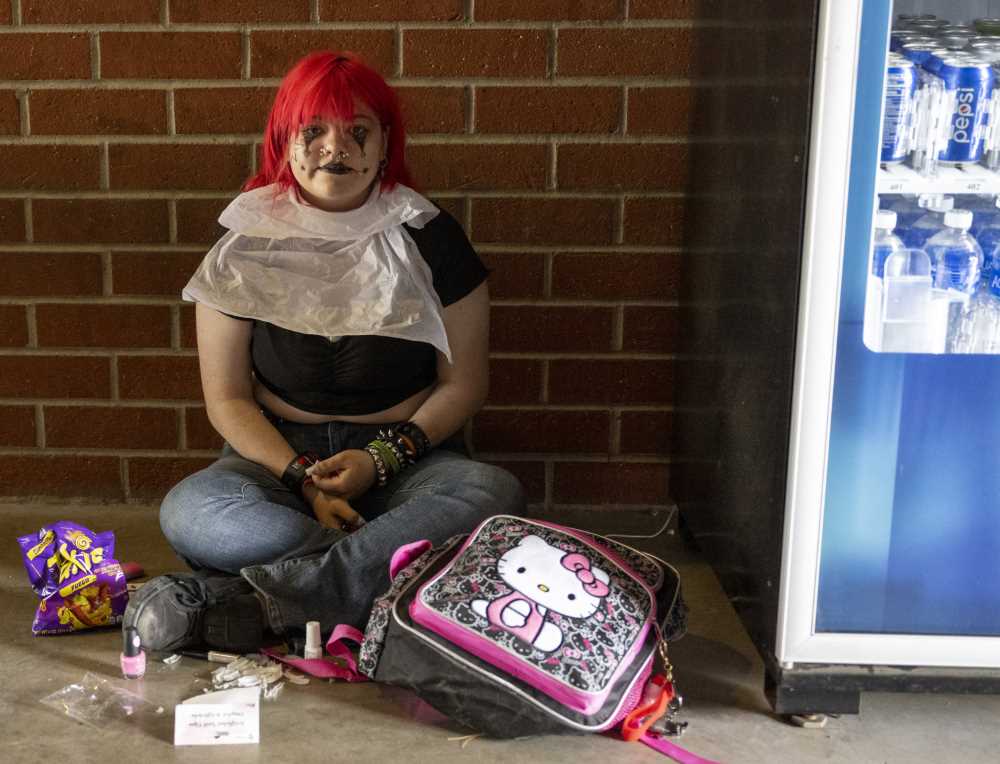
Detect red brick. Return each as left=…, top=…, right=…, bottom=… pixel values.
left=175, top=87, right=276, bottom=135
left=558, top=29, right=691, bottom=77
left=481, top=459, right=545, bottom=502
left=476, top=87, right=620, bottom=135
left=0, top=91, right=19, bottom=135
left=398, top=87, right=467, bottom=134
left=549, top=360, right=673, bottom=404
left=171, top=0, right=310, bottom=22
left=101, top=33, right=242, bottom=79
left=180, top=304, right=197, bottom=348
left=0, top=200, right=25, bottom=241
left=119, top=355, right=203, bottom=400
left=474, top=409, right=610, bottom=453
left=118, top=355, right=203, bottom=401
left=31, top=90, right=168, bottom=136
left=429, top=197, right=465, bottom=223
left=0, top=305, right=27, bottom=346
left=629, top=0, right=698, bottom=18
left=112, top=252, right=204, bottom=297
left=0, top=145, right=100, bottom=191
left=33, top=199, right=169, bottom=244
left=558, top=144, right=689, bottom=191
left=0, top=252, right=104, bottom=297
left=409, top=144, right=547, bottom=192
left=128, top=456, right=216, bottom=500
left=477, top=0, right=620, bottom=21
left=553, top=461, right=669, bottom=504
left=177, top=198, right=231, bottom=244
left=628, top=87, right=698, bottom=136
left=24, top=0, right=160, bottom=23
left=491, top=305, right=613, bottom=352
left=45, top=405, right=178, bottom=449
left=0, top=34, right=90, bottom=79
left=109, top=144, right=249, bottom=191
left=404, top=29, right=548, bottom=78
left=36, top=304, right=172, bottom=348
left=621, top=306, right=679, bottom=353
left=619, top=411, right=672, bottom=455
left=0, top=356, right=110, bottom=398
left=320, top=0, right=463, bottom=21
left=551, top=252, right=681, bottom=300
left=0, top=456, right=122, bottom=500
left=0, top=405, right=35, bottom=447
left=185, top=407, right=225, bottom=450
left=251, top=30, right=395, bottom=78
left=487, top=358, right=542, bottom=404
left=479, top=251, right=544, bottom=299
left=623, top=198, right=687, bottom=246
left=621, top=410, right=718, bottom=458
left=472, top=198, right=616, bottom=246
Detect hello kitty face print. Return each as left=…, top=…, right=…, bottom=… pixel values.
left=471, top=535, right=612, bottom=652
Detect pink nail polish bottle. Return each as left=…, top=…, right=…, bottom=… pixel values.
left=120, top=626, right=146, bottom=679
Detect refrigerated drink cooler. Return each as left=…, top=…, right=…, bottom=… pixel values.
left=675, top=0, right=1000, bottom=718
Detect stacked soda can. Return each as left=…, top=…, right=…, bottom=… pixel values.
left=884, top=14, right=996, bottom=173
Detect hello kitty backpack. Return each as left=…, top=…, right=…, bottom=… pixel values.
left=318, top=515, right=701, bottom=757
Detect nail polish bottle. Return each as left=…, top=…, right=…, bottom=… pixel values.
left=120, top=626, right=146, bottom=679
left=303, top=620, right=323, bottom=659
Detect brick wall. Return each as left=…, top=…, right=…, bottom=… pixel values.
left=0, top=0, right=700, bottom=512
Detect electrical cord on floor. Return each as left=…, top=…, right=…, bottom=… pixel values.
left=605, top=506, right=678, bottom=540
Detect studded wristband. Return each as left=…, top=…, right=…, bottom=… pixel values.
left=281, top=451, right=320, bottom=498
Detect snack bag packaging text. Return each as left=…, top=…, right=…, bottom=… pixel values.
left=17, top=521, right=128, bottom=635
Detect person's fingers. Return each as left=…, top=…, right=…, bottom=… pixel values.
left=306, top=453, right=346, bottom=478
left=330, top=501, right=365, bottom=529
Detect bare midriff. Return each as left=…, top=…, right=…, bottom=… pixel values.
left=252, top=377, right=435, bottom=425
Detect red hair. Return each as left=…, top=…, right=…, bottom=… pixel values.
left=243, top=51, right=413, bottom=194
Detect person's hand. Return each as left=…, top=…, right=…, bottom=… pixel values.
left=302, top=482, right=365, bottom=532
left=305, top=449, right=377, bottom=501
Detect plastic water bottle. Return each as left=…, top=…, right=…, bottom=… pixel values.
left=974, top=197, right=1000, bottom=261
left=865, top=210, right=906, bottom=350
left=957, top=193, right=1000, bottom=236
left=881, top=248, right=933, bottom=353
left=956, top=226, right=1000, bottom=353
left=900, top=194, right=954, bottom=248
left=887, top=195, right=926, bottom=228
left=924, top=209, right=983, bottom=352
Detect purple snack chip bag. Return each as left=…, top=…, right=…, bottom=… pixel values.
left=18, top=521, right=128, bottom=635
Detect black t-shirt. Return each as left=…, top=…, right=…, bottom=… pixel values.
left=225, top=208, right=489, bottom=415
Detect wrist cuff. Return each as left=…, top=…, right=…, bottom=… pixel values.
left=281, top=451, right=320, bottom=498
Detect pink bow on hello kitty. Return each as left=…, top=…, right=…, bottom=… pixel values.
left=561, top=553, right=610, bottom=597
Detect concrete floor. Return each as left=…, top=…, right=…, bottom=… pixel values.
left=2, top=503, right=999, bottom=763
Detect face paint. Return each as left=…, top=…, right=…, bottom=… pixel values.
left=351, top=125, right=369, bottom=157
left=287, top=102, right=385, bottom=212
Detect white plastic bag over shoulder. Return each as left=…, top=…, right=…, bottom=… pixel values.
left=182, top=183, right=453, bottom=362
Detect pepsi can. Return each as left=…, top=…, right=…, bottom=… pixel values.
left=882, top=54, right=918, bottom=163
left=935, top=54, right=995, bottom=164
left=901, top=38, right=943, bottom=66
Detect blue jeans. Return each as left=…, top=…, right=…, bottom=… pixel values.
left=159, top=410, right=526, bottom=633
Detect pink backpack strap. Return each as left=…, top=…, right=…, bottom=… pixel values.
left=261, top=624, right=368, bottom=682
left=390, top=539, right=432, bottom=580
left=639, top=732, right=721, bottom=764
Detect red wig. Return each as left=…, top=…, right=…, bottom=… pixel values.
left=243, top=51, right=413, bottom=194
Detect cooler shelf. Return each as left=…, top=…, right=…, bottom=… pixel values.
left=877, top=163, right=1000, bottom=195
